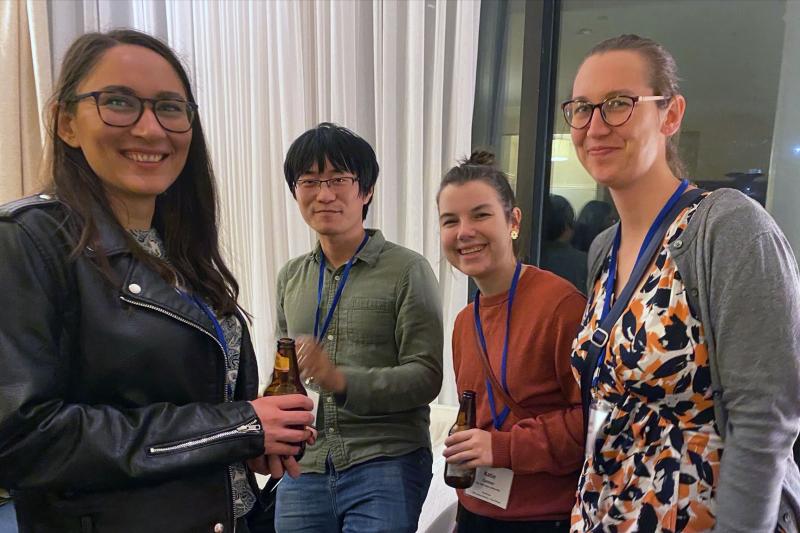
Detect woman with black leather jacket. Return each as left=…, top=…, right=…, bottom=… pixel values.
left=0, top=29, right=313, bottom=533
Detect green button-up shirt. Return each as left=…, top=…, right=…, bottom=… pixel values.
left=275, top=229, right=443, bottom=473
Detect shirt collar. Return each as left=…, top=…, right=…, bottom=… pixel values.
left=310, top=228, right=385, bottom=268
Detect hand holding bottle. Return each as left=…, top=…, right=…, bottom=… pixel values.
left=443, top=428, right=493, bottom=469
left=248, top=394, right=314, bottom=455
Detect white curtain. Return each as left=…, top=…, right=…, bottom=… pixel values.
left=0, top=0, right=51, bottom=203
left=47, top=0, right=480, bottom=405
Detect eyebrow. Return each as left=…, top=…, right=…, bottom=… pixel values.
left=570, top=90, right=634, bottom=101
left=438, top=203, right=494, bottom=220
left=98, top=85, right=186, bottom=100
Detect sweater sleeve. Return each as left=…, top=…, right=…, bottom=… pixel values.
left=704, top=199, right=800, bottom=533
left=491, top=292, right=586, bottom=475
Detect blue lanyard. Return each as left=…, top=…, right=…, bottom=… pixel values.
left=473, top=260, right=522, bottom=430
left=187, top=293, right=233, bottom=399
left=314, top=233, right=370, bottom=342
left=594, top=178, right=689, bottom=388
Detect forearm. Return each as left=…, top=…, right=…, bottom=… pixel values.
left=0, top=399, right=264, bottom=491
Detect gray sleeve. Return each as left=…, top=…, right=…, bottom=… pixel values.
left=705, top=201, right=800, bottom=532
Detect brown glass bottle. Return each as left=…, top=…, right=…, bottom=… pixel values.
left=265, top=337, right=308, bottom=461
left=444, top=390, right=477, bottom=489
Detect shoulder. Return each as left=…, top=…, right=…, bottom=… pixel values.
left=0, top=194, right=72, bottom=243
left=277, top=252, right=313, bottom=285
left=521, top=266, right=587, bottom=310
left=693, top=188, right=781, bottom=239
left=0, top=193, right=64, bottom=223
left=378, top=240, right=436, bottom=280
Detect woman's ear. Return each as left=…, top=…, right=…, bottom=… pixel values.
left=56, top=103, right=81, bottom=148
left=661, top=94, right=686, bottom=137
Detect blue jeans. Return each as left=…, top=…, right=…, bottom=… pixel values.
left=0, top=501, right=18, bottom=533
left=275, top=448, right=432, bottom=533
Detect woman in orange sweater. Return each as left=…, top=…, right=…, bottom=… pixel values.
left=438, top=151, right=586, bottom=532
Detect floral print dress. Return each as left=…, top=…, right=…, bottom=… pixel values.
left=571, top=195, right=723, bottom=533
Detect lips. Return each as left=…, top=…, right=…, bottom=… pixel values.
left=458, top=244, right=486, bottom=255
left=123, top=151, right=167, bottom=163
left=586, top=146, right=619, bottom=156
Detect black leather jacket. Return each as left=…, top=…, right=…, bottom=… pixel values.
left=0, top=195, right=265, bottom=532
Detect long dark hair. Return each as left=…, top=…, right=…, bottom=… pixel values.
left=585, top=34, right=686, bottom=178
left=46, top=29, right=240, bottom=315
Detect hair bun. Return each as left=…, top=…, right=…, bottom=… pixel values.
left=462, top=150, right=495, bottom=167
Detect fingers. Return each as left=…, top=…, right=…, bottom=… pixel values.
left=265, top=426, right=312, bottom=446
left=443, top=430, right=472, bottom=448
left=281, top=456, right=302, bottom=479
left=267, top=455, right=285, bottom=479
left=267, top=394, right=315, bottom=411
left=445, top=449, right=480, bottom=465
left=264, top=441, right=302, bottom=456
left=307, top=426, right=318, bottom=446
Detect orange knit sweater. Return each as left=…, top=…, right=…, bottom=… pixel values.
left=452, top=265, right=586, bottom=521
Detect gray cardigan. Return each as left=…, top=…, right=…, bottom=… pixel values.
left=588, top=188, right=800, bottom=533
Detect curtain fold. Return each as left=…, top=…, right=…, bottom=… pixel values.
left=0, top=0, right=52, bottom=203
left=45, top=0, right=480, bottom=405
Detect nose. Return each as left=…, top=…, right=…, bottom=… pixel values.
left=315, top=183, right=336, bottom=202
left=130, top=105, right=168, bottom=139
left=456, top=219, right=476, bottom=241
left=586, top=106, right=611, bottom=137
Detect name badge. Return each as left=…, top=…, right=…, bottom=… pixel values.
left=306, top=388, right=320, bottom=426
left=585, top=398, right=613, bottom=460
left=465, top=467, right=514, bottom=509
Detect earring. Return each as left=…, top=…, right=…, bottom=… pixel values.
left=510, top=229, right=519, bottom=240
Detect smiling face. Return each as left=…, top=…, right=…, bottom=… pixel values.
left=57, top=44, right=192, bottom=217
left=438, top=180, right=521, bottom=282
left=570, top=50, right=684, bottom=189
left=295, top=159, right=373, bottom=240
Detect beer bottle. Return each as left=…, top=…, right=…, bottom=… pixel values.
left=444, top=390, right=477, bottom=489
left=265, top=337, right=308, bottom=460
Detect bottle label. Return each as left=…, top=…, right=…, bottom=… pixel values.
left=274, top=353, right=290, bottom=371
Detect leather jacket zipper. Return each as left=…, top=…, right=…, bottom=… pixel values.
left=120, top=295, right=229, bottom=401
left=121, top=295, right=250, bottom=527
left=148, top=420, right=262, bottom=455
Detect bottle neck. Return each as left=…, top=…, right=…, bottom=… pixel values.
left=460, top=394, right=476, bottom=428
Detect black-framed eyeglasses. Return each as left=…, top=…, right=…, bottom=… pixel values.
left=68, top=91, right=198, bottom=133
left=561, top=95, right=670, bottom=129
left=295, top=176, right=358, bottom=192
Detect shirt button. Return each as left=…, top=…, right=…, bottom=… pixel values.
left=334, top=275, right=340, bottom=281
left=327, top=334, right=334, bottom=341
left=326, top=397, right=333, bottom=403
left=213, top=524, right=224, bottom=532
left=128, top=283, right=142, bottom=294
left=673, top=239, right=683, bottom=249
left=328, top=427, right=335, bottom=433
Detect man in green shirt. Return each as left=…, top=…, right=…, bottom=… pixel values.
left=273, top=123, right=443, bottom=532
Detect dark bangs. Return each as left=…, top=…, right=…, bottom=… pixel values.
left=283, top=123, right=379, bottom=218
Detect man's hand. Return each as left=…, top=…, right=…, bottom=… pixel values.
left=443, top=428, right=493, bottom=468
left=296, top=336, right=347, bottom=393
